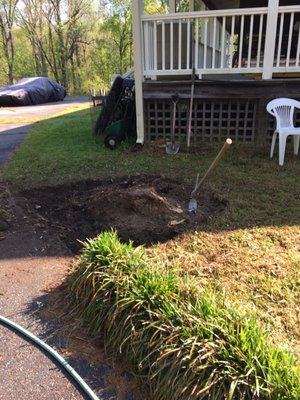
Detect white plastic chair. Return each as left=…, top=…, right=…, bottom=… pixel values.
left=266, top=98, right=300, bottom=166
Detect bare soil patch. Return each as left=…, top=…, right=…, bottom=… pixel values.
left=0, top=175, right=226, bottom=399
left=17, top=174, right=227, bottom=252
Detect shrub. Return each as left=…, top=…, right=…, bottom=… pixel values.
left=69, top=230, right=300, bottom=400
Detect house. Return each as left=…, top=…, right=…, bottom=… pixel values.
left=131, top=0, right=300, bottom=147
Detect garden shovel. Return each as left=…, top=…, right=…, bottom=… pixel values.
left=188, top=138, right=232, bottom=213
left=166, top=94, right=180, bottom=155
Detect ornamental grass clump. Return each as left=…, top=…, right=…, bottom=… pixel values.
left=69, top=230, right=300, bottom=400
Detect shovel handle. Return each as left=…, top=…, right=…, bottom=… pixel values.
left=191, top=138, right=232, bottom=198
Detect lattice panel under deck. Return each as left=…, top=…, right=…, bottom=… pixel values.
left=145, top=99, right=258, bottom=144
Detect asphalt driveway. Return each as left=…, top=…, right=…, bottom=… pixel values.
left=0, top=97, right=89, bottom=167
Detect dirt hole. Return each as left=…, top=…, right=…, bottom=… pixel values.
left=20, top=175, right=227, bottom=253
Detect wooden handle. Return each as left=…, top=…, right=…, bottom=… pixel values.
left=191, top=138, right=232, bottom=198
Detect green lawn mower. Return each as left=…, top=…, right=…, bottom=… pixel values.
left=94, top=76, right=136, bottom=149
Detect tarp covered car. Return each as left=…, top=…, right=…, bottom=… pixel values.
left=0, top=77, right=66, bottom=106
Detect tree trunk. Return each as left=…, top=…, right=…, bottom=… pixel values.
left=70, top=55, right=78, bottom=92
left=47, top=25, right=59, bottom=81
left=38, top=8, right=47, bottom=76
left=53, top=0, right=67, bottom=88
left=57, top=26, right=68, bottom=87
left=0, top=0, right=17, bottom=84
left=32, top=39, right=42, bottom=76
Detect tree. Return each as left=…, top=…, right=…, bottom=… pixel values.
left=143, top=0, right=168, bottom=14
left=18, top=0, right=94, bottom=91
left=101, top=0, right=133, bottom=74
left=13, top=28, right=36, bottom=79
left=19, top=0, right=48, bottom=77
left=1, top=0, right=171, bottom=92
left=0, top=0, right=19, bottom=83
left=64, top=0, right=95, bottom=91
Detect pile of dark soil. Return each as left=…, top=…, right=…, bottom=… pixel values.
left=19, top=175, right=227, bottom=253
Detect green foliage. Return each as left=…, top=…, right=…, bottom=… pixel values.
left=0, top=47, right=8, bottom=84
left=69, top=230, right=300, bottom=400
left=101, top=0, right=133, bottom=75
left=143, top=0, right=168, bottom=15
left=176, top=0, right=191, bottom=12
left=13, top=28, right=36, bottom=80
left=0, top=0, right=135, bottom=91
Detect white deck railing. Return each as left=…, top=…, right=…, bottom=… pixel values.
left=141, top=5, right=300, bottom=79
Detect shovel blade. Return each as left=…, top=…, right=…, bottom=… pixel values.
left=188, top=198, right=197, bottom=213
left=166, top=142, right=180, bottom=155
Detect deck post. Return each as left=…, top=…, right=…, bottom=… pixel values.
left=169, top=0, right=176, bottom=13
left=132, top=0, right=145, bottom=144
left=262, top=0, right=279, bottom=79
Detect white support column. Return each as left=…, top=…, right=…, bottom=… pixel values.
left=189, top=0, right=194, bottom=12
left=262, top=0, right=279, bottom=79
left=132, top=0, right=145, bottom=144
left=169, top=0, right=176, bottom=13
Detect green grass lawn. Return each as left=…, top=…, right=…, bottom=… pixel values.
left=1, top=106, right=299, bottom=399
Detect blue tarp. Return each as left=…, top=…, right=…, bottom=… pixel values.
left=0, top=77, right=66, bottom=106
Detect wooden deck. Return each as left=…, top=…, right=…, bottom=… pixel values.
left=143, top=78, right=300, bottom=145
left=143, top=77, right=300, bottom=99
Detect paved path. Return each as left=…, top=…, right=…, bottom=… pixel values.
left=0, top=132, right=29, bottom=166
left=0, top=97, right=89, bottom=167
left=0, top=227, right=117, bottom=400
